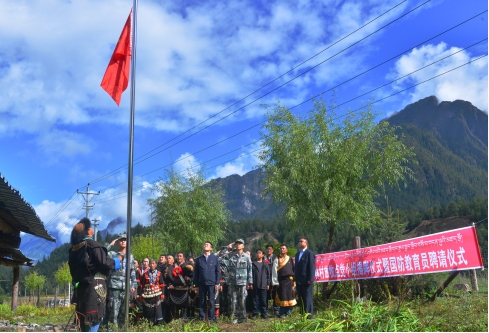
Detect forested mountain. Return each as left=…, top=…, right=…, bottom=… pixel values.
left=212, top=96, right=487, bottom=219
left=2, top=95, right=486, bottom=297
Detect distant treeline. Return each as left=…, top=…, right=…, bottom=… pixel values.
left=0, top=196, right=485, bottom=298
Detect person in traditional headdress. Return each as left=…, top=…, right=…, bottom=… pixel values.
left=139, top=259, right=166, bottom=324
left=271, top=244, right=296, bottom=317
left=68, top=218, right=121, bottom=332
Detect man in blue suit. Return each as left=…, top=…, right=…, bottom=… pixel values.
left=193, top=241, right=221, bottom=322
left=295, top=237, right=316, bottom=319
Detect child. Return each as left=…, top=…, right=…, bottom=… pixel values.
left=140, top=259, right=165, bottom=324
left=251, top=249, right=271, bottom=319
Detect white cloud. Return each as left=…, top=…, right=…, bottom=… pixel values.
left=389, top=42, right=488, bottom=112
left=211, top=143, right=261, bottom=179
left=0, top=0, right=412, bottom=142
left=35, top=129, right=92, bottom=162
left=31, top=174, right=153, bottom=245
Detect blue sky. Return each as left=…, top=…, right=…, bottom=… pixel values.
left=0, top=0, right=487, bottom=258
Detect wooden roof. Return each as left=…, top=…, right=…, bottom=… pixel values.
left=0, top=172, right=55, bottom=243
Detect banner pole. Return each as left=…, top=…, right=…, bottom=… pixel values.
left=124, top=0, right=138, bottom=329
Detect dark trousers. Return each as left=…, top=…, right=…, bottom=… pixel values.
left=267, top=288, right=279, bottom=314
left=198, top=284, right=216, bottom=321
left=251, top=288, right=267, bottom=316
left=297, top=284, right=314, bottom=319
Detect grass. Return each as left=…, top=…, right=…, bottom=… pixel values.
left=0, top=271, right=486, bottom=331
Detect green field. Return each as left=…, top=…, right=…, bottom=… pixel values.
left=0, top=270, right=486, bottom=332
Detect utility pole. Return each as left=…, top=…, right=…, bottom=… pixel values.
left=91, top=218, right=101, bottom=241
left=77, top=183, right=100, bottom=222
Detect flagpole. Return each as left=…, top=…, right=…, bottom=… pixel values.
left=124, top=0, right=138, bottom=328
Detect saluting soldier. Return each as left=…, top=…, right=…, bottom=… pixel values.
left=222, top=239, right=252, bottom=324
left=104, top=233, right=137, bottom=329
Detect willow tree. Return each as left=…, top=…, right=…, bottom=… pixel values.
left=258, top=96, right=416, bottom=296
left=151, top=164, right=230, bottom=257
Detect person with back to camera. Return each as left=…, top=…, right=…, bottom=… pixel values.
left=68, top=218, right=122, bottom=332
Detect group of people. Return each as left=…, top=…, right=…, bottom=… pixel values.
left=68, top=218, right=316, bottom=332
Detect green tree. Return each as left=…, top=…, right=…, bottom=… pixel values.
left=55, top=262, right=71, bottom=304
left=152, top=164, right=231, bottom=257
left=132, top=233, right=168, bottom=261
left=258, top=97, right=416, bottom=254
left=25, top=271, right=45, bottom=306
left=432, top=205, right=440, bottom=219
left=447, top=201, right=458, bottom=217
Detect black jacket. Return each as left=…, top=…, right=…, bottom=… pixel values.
left=295, top=248, right=316, bottom=285
left=68, top=239, right=116, bottom=325
left=193, top=254, right=220, bottom=286
left=252, top=260, right=271, bottom=289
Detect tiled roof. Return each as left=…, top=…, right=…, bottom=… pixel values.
left=2, top=246, right=33, bottom=263
left=0, top=173, right=55, bottom=243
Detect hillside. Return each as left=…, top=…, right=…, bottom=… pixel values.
left=212, top=96, right=488, bottom=219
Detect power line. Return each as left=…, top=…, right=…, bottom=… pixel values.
left=80, top=0, right=429, bottom=188
left=26, top=205, right=85, bottom=257
left=86, top=5, right=484, bottom=191
left=20, top=192, right=79, bottom=250
left=93, top=52, right=488, bottom=205
left=89, top=36, right=488, bottom=199
left=28, top=148, right=264, bottom=255
left=27, top=53, right=487, bottom=258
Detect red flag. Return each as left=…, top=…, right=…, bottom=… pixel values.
left=101, top=9, right=132, bottom=106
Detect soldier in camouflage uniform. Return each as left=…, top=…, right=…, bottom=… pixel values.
left=216, top=244, right=234, bottom=317
left=104, top=234, right=137, bottom=328
left=221, top=239, right=252, bottom=324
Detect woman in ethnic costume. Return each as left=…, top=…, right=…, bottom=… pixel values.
left=68, top=218, right=121, bottom=332
left=272, top=244, right=296, bottom=317
left=165, top=256, right=194, bottom=320
left=139, top=259, right=166, bottom=324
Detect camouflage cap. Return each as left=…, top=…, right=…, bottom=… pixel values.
left=116, top=233, right=127, bottom=240
left=235, top=238, right=245, bottom=245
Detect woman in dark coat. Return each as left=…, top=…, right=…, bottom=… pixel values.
left=68, top=218, right=121, bottom=332
left=139, top=259, right=165, bottom=324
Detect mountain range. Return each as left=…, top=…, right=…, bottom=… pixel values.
left=21, top=96, right=488, bottom=259
left=212, top=96, right=488, bottom=220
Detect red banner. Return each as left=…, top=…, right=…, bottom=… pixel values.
left=314, top=226, right=484, bottom=282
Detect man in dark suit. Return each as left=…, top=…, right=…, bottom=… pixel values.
left=295, top=237, right=316, bottom=319
left=193, top=241, right=221, bottom=322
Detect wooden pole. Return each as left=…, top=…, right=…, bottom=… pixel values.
left=54, top=285, right=58, bottom=308
left=11, top=267, right=19, bottom=313
left=352, top=236, right=361, bottom=301
left=45, top=289, right=47, bottom=308
left=430, top=271, right=459, bottom=302
left=469, top=269, right=479, bottom=292
left=37, top=285, right=40, bottom=307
